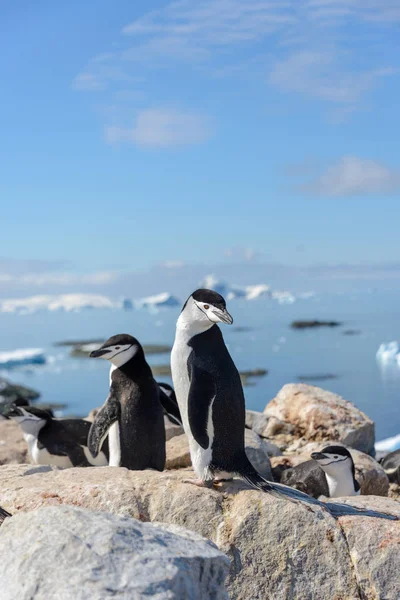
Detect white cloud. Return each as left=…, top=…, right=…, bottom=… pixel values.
left=269, top=51, right=393, bottom=104
left=299, top=156, right=400, bottom=197
left=72, top=0, right=399, bottom=130
left=105, top=108, right=212, bottom=148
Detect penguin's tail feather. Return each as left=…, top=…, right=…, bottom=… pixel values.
left=240, top=468, right=323, bottom=510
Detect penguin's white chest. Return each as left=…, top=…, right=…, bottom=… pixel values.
left=171, top=337, right=214, bottom=480
left=325, top=472, right=360, bottom=497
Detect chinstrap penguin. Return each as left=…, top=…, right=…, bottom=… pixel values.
left=380, top=449, right=400, bottom=484
left=170, top=288, right=325, bottom=507
left=311, top=446, right=360, bottom=497
left=6, top=405, right=109, bottom=468
left=88, top=334, right=166, bottom=471
left=280, top=446, right=360, bottom=498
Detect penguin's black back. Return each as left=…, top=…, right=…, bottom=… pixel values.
left=38, top=418, right=109, bottom=460
left=188, top=325, right=248, bottom=473
left=112, top=356, right=166, bottom=471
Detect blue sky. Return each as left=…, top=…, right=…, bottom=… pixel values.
left=1, top=0, right=400, bottom=293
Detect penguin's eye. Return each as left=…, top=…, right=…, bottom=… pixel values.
left=115, top=346, right=120, bottom=350
left=204, top=304, right=209, bottom=309
left=334, top=456, right=338, bottom=459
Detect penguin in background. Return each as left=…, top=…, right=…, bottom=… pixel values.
left=88, top=334, right=166, bottom=471
left=280, top=446, right=360, bottom=498
left=170, top=288, right=324, bottom=507
left=5, top=405, right=109, bottom=468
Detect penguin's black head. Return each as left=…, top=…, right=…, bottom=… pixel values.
left=5, top=405, right=51, bottom=434
left=179, top=289, right=233, bottom=332
left=89, top=333, right=142, bottom=367
left=311, top=445, right=355, bottom=477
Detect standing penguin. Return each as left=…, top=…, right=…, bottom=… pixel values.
left=171, top=288, right=321, bottom=505
left=88, top=334, right=166, bottom=471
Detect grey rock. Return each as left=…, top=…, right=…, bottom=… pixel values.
left=0, top=505, right=229, bottom=600
left=336, top=496, right=400, bottom=600
left=3, top=464, right=400, bottom=599
left=244, top=429, right=273, bottom=480
left=164, top=416, right=184, bottom=441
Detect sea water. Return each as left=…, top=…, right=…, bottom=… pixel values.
left=0, top=289, right=399, bottom=441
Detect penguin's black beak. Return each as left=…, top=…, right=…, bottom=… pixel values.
left=90, top=348, right=111, bottom=358
left=212, top=308, right=234, bottom=325
left=3, top=405, right=22, bottom=418
left=311, top=452, right=328, bottom=461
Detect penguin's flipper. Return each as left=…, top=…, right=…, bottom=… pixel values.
left=88, top=394, right=120, bottom=458
left=158, top=384, right=182, bottom=426
left=187, top=364, right=216, bottom=450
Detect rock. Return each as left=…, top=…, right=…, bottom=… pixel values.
left=166, top=434, right=191, bottom=469
left=245, top=410, right=292, bottom=448
left=1, top=464, right=399, bottom=599
left=264, top=384, right=375, bottom=455
left=244, top=430, right=273, bottom=479
left=271, top=442, right=389, bottom=497
left=0, top=505, right=229, bottom=600
left=0, top=420, right=28, bottom=465
left=0, top=377, right=40, bottom=404
left=291, top=320, right=341, bottom=329
left=164, top=416, right=184, bottom=441
left=389, top=483, right=400, bottom=500
left=336, top=496, right=400, bottom=600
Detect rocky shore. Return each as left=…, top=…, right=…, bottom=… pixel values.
left=0, top=383, right=399, bottom=599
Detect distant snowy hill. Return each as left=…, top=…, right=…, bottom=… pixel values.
left=134, top=292, right=180, bottom=309
left=199, top=274, right=296, bottom=303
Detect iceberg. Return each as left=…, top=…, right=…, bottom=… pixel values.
left=271, top=290, right=296, bottom=304
left=135, top=293, right=180, bottom=309
left=375, top=433, right=400, bottom=453
left=0, top=348, right=46, bottom=368
left=376, top=341, right=400, bottom=365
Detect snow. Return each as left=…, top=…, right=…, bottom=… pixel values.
left=0, top=294, right=118, bottom=314
left=135, top=292, right=180, bottom=309
left=375, top=433, right=400, bottom=453
left=0, top=348, right=46, bottom=368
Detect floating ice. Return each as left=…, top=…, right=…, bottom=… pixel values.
left=0, top=348, right=46, bottom=368
left=375, top=433, right=400, bottom=453
left=376, top=341, right=400, bottom=366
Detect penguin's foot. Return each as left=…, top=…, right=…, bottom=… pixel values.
left=183, top=477, right=214, bottom=489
